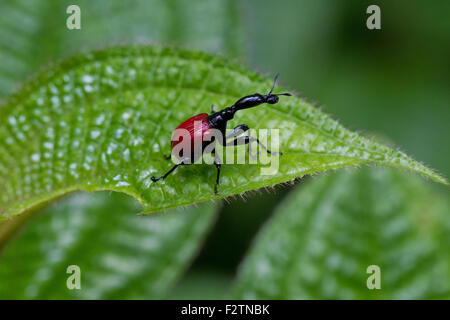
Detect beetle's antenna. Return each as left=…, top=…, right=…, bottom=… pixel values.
left=268, top=73, right=279, bottom=95
left=268, top=73, right=291, bottom=97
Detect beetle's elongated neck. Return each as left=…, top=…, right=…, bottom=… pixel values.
left=207, top=92, right=289, bottom=129
left=207, top=94, right=268, bottom=128
left=231, top=94, right=266, bottom=112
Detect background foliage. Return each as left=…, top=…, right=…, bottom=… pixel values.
left=232, top=167, right=450, bottom=299
left=0, top=0, right=448, bottom=299
left=0, top=192, right=217, bottom=299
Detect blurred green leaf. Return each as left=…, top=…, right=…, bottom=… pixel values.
left=232, top=167, right=450, bottom=299
left=0, top=0, right=243, bottom=98
left=167, top=270, right=232, bottom=300
left=0, top=192, right=218, bottom=299
left=0, top=45, right=446, bottom=224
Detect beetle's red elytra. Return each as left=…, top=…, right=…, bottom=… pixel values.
left=151, top=73, right=291, bottom=194
left=171, top=113, right=211, bottom=151
left=171, top=113, right=211, bottom=163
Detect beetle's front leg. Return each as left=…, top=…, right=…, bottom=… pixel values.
left=212, top=150, right=222, bottom=194
left=226, top=124, right=249, bottom=139
left=225, top=135, right=282, bottom=157
left=214, top=160, right=221, bottom=194
left=225, top=124, right=257, bottom=158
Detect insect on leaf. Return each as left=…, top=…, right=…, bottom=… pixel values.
left=0, top=45, right=447, bottom=222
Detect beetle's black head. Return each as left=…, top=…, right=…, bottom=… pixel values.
left=265, top=94, right=279, bottom=104
left=264, top=73, right=291, bottom=104
left=266, top=92, right=291, bottom=103
left=264, top=93, right=290, bottom=104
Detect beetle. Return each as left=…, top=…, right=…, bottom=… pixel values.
left=151, top=73, right=291, bottom=194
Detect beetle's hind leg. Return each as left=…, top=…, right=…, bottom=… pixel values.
left=151, top=161, right=184, bottom=182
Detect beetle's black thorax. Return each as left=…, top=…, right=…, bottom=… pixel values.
left=207, top=107, right=235, bottom=132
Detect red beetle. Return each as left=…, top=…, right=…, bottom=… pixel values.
left=151, top=74, right=290, bottom=194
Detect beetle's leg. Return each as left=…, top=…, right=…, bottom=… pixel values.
left=214, top=156, right=221, bottom=194
left=226, top=124, right=249, bottom=139
left=225, top=124, right=255, bottom=157
left=225, top=136, right=282, bottom=157
left=210, top=104, right=216, bottom=114
left=151, top=161, right=184, bottom=182
left=163, top=154, right=171, bottom=160
left=225, top=135, right=257, bottom=159
left=215, top=124, right=249, bottom=147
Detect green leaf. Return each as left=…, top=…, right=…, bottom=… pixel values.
left=0, top=45, right=447, bottom=222
left=0, top=0, right=237, bottom=296
left=0, top=0, right=243, bottom=98
left=232, top=167, right=450, bottom=299
left=0, top=191, right=218, bottom=299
